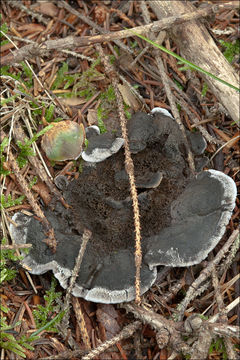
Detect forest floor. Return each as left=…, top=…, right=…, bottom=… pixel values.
left=0, top=1, right=239, bottom=359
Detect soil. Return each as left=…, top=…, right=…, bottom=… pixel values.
left=61, top=114, right=191, bottom=258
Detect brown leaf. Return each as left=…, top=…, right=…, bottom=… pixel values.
left=96, top=304, right=121, bottom=340
left=0, top=42, right=15, bottom=53
left=17, top=23, right=45, bottom=34
left=87, top=109, right=98, bottom=126
left=60, top=97, right=87, bottom=106
left=118, top=84, right=141, bottom=111
left=34, top=2, right=58, bottom=17
left=117, top=53, right=135, bottom=71
left=66, top=14, right=78, bottom=25
left=32, top=181, right=52, bottom=205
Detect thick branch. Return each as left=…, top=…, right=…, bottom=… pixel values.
left=148, top=0, right=239, bottom=124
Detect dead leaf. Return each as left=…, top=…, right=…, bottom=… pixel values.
left=96, top=304, right=121, bottom=340
left=34, top=1, right=58, bottom=17
left=17, top=23, right=45, bottom=34
left=225, top=132, right=240, bottom=150
left=66, top=14, right=78, bottom=25
left=0, top=42, right=15, bottom=53
left=59, top=97, right=87, bottom=106
left=4, top=287, right=24, bottom=305
left=87, top=109, right=98, bottom=126
left=117, top=52, right=135, bottom=71
left=118, top=83, right=141, bottom=111
left=32, top=181, right=52, bottom=205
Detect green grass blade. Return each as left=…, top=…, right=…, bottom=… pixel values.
left=130, top=31, right=240, bottom=93
left=29, top=311, right=65, bottom=339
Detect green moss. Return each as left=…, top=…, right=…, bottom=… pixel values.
left=209, top=337, right=228, bottom=360
left=51, top=62, right=69, bottom=90
left=220, top=39, right=240, bottom=63
left=16, top=124, right=53, bottom=168
left=45, top=103, right=55, bottom=122
left=201, top=83, right=208, bottom=97
left=0, top=137, right=11, bottom=176
left=0, top=238, right=21, bottom=283
left=33, top=277, right=63, bottom=332
left=0, top=316, right=36, bottom=359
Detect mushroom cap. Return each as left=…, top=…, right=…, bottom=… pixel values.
left=10, top=111, right=237, bottom=304
left=41, top=121, right=85, bottom=161
left=10, top=211, right=157, bottom=303
left=144, top=169, right=237, bottom=268
left=150, top=107, right=174, bottom=118
left=187, top=131, right=207, bottom=155
left=82, top=132, right=124, bottom=163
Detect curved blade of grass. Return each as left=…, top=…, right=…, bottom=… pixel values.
left=130, top=31, right=240, bottom=93
left=28, top=311, right=65, bottom=339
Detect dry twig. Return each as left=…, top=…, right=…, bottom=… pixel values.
left=7, top=0, right=49, bottom=25
left=211, top=266, right=237, bottom=359
left=189, top=324, right=213, bottom=360
left=40, top=349, right=86, bottom=360
left=57, top=229, right=91, bottom=349
left=1, top=244, right=32, bottom=250
left=176, top=229, right=239, bottom=321
left=149, top=0, right=239, bottom=124
left=120, top=302, right=190, bottom=355
left=155, top=56, right=194, bottom=173
left=139, top=2, right=196, bottom=180
left=62, top=229, right=92, bottom=317
left=95, top=43, right=142, bottom=304
left=2, top=2, right=235, bottom=66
